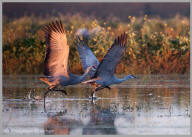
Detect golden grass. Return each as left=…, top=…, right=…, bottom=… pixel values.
left=3, top=14, right=190, bottom=75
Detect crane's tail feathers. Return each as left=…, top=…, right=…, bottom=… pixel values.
left=40, top=76, right=53, bottom=86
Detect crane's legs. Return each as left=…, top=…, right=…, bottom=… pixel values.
left=89, top=86, right=111, bottom=102
left=91, top=90, right=96, bottom=101
left=44, top=90, right=50, bottom=112
left=44, top=87, right=67, bottom=112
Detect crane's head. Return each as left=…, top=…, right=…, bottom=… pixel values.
left=125, top=74, right=136, bottom=80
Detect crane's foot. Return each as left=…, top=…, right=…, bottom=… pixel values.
left=89, top=92, right=98, bottom=102
left=105, top=86, right=111, bottom=90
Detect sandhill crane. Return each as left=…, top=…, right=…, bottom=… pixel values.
left=75, top=33, right=136, bottom=100
left=40, top=21, right=95, bottom=110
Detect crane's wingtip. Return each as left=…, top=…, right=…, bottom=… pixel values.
left=43, top=20, right=66, bottom=34
left=114, top=32, right=128, bottom=46
left=74, top=35, right=89, bottom=47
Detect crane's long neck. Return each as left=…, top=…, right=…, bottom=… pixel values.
left=114, top=75, right=136, bottom=84
left=78, top=71, right=90, bottom=83
left=69, top=66, right=94, bottom=85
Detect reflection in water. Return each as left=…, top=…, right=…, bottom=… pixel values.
left=44, top=111, right=83, bottom=135
left=82, top=104, right=117, bottom=135
left=2, top=75, right=190, bottom=135
left=43, top=103, right=117, bottom=135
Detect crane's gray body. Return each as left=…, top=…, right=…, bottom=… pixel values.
left=75, top=33, right=136, bottom=93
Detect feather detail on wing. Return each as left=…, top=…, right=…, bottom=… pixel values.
left=75, top=35, right=99, bottom=75
left=42, top=20, right=69, bottom=77
left=93, top=33, right=128, bottom=78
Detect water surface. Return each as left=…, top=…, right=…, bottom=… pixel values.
left=2, top=75, right=190, bottom=135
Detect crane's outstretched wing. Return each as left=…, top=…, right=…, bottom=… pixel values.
left=43, top=20, right=69, bottom=77
left=93, top=33, right=128, bottom=78
left=75, top=36, right=99, bottom=72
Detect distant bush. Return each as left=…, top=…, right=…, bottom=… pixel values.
left=3, top=14, right=190, bottom=75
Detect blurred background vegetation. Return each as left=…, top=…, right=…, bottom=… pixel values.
left=3, top=3, right=190, bottom=75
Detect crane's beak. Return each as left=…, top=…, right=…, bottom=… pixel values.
left=129, top=75, right=136, bottom=79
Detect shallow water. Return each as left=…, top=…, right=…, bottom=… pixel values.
left=2, top=75, right=190, bottom=135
